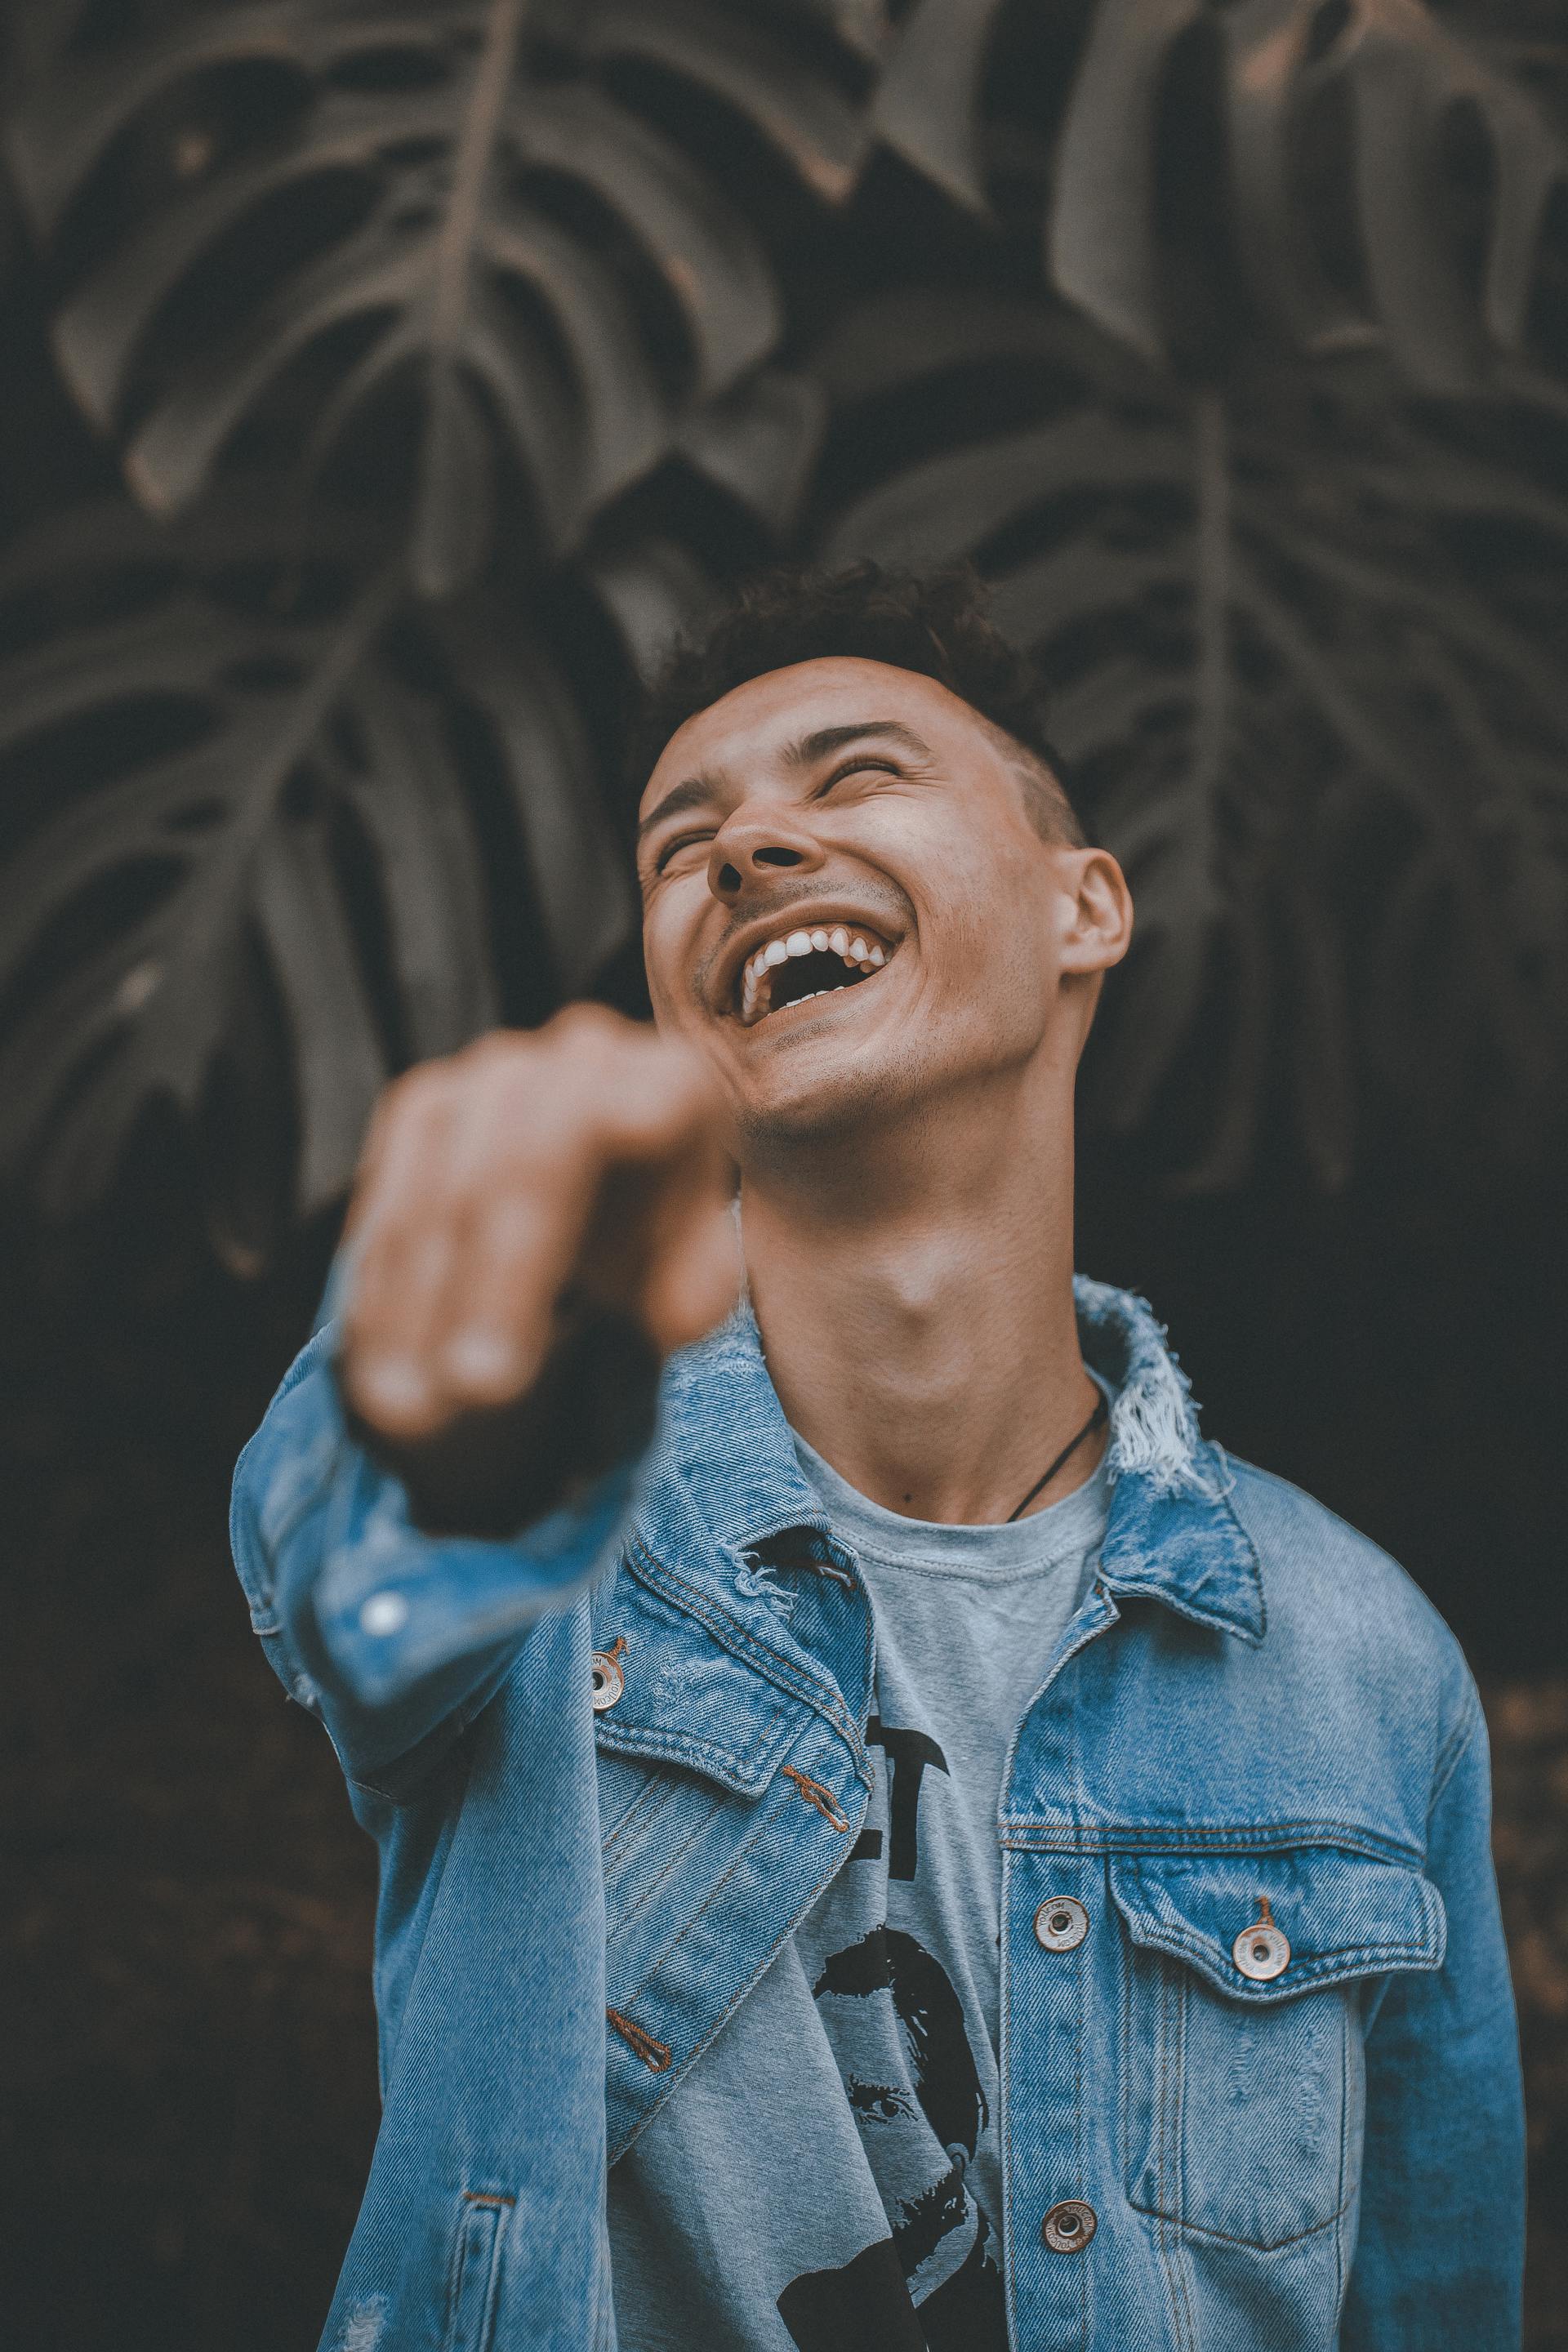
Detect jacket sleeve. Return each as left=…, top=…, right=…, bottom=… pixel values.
left=1341, top=1679, right=1526, bottom=2348
left=229, top=1319, right=642, bottom=1798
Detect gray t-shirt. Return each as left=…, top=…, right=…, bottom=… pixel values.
left=608, top=1438, right=1111, bottom=2351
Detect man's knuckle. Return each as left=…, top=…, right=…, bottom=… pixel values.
left=376, top=1065, right=456, bottom=1143
left=553, top=1000, right=619, bottom=1040
left=466, top=1027, right=528, bottom=1069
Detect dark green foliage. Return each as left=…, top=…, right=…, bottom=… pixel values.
left=817, top=292, right=1568, bottom=1185
left=1, top=0, right=1566, bottom=1242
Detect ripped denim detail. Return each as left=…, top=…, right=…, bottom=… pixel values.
left=733, top=1558, right=798, bottom=1618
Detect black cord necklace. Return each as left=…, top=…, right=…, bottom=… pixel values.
left=1004, top=1389, right=1109, bottom=1523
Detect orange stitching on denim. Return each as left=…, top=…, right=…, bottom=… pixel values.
left=608, top=1762, right=859, bottom=2164
left=781, top=1764, right=851, bottom=1831
left=461, top=2191, right=515, bottom=2207
left=607, top=2007, right=671, bottom=2072
left=629, top=1539, right=864, bottom=1762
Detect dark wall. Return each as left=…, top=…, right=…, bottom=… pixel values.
left=1076, top=1147, right=1568, bottom=1681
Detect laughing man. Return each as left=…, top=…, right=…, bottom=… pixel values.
left=233, top=564, right=1522, bottom=2352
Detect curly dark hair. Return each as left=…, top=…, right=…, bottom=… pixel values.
left=630, top=559, right=1084, bottom=847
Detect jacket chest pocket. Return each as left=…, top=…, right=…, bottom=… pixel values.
left=1110, top=1845, right=1446, bottom=2252
left=590, top=1570, right=817, bottom=1957
left=595, top=1750, right=744, bottom=1936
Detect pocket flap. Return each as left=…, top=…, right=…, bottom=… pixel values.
left=1109, top=1846, right=1446, bottom=2002
left=591, top=1562, right=811, bottom=1797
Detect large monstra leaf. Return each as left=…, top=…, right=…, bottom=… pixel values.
left=872, top=0, right=1568, bottom=390
left=3, top=0, right=857, bottom=593
left=817, top=293, right=1568, bottom=1184
left=0, top=495, right=661, bottom=1253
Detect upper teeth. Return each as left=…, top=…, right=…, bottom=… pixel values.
left=737, top=921, right=890, bottom=1024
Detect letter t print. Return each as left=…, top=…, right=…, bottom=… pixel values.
left=866, top=1719, right=949, bottom=1880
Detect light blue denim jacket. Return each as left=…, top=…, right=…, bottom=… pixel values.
left=230, top=1278, right=1524, bottom=2352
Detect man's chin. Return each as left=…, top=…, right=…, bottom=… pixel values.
left=728, top=1046, right=916, bottom=1156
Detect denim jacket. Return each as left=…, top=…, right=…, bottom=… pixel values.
left=230, top=1278, right=1523, bottom=2352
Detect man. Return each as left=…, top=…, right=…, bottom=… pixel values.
left=233, top=564, right=1523, bottom=2352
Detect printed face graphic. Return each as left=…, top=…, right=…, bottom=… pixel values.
left=782, top=1923, right=1004, bottom=2349
left=773, top=1705, right=1006, bottom=2352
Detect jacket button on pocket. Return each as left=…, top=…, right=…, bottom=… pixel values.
left=1034, top=1896, right=1089, bottom=1951
left=590, top=1637, right=626, bottom=1711
left=1232, top=1895, right=1291, bottom=1981
left=1042, top=2199, right=1097, bottom=2252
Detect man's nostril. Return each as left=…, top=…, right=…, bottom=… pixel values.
left=755, top=846, right=804, bottom=867
left=716, top=862, right=742, bottom=893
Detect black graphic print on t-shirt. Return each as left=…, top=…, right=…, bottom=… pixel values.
left=604, top=1456, right=1109, bottom=2352
left=776, top=1721, right=1007, bottom=2352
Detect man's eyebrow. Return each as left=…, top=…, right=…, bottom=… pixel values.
left=635, top=773, right=721, bottom=849
left=785, top=719, right=932, bottom=768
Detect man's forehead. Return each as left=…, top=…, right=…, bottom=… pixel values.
left=638, top=656, right=969, bottom=815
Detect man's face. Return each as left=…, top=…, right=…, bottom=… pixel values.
left=635, top=657, right=1115, bottom=1147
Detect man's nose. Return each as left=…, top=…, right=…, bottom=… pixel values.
left=707, top=808, right=826, bottom=902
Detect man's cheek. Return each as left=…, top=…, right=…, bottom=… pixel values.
left=640, top=928, right=685, bottom=1022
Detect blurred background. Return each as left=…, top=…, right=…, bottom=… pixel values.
left=1, top=1, right=1566, bottom=2344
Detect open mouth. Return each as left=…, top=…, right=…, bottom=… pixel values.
left=734, top=920, right=898, bottom=1028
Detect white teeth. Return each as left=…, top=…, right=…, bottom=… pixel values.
left=736, top=923, right=897, bottom=1026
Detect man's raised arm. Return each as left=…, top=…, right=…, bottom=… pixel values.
left=229, top=1007, right=738, bottom=1795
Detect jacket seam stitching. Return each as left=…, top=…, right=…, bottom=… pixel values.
left=623, top=1753, right=856, bottom=2005
left=607, top=1876, right=839, bottom=2170
left=1128, top=2185, right=1354, bottom=2252
left=600, top=1769, right=680, bottom=1860
left=593, top=1699, right=791, bottom=1787
left=1004, top=1822, right=1423, bottom=1863
left=628, top=1541, right=864, bottom=1763
left=630, top=1540, right=849, bottom=1731
left=599, top=1588, right=795, bottom=1775
left=1171, top=1968, right=1199, bottom=2349
left=1120, top=1928, right=1438, bottom=1976
left=604, top=1787, right=730, bottom=1941
left=606, top=1746, right=862, bottom=2163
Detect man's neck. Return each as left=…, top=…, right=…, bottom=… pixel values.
left=738, top=1081, right=1102, bottom=1525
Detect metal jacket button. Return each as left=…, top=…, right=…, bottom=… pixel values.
left=590, top=1637, right=626, bottom=1711
left=1042, top=2199, right=1097, bottom=2252
left=1233, top=1895, right=1290, bottom=1981
left=1034, top=1896, right=1089, bottom=1951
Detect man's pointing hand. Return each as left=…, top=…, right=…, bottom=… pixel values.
left=336, top=1007, right=738, bottom=1535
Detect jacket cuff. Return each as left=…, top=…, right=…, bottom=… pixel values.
left=306, top=1432, right=638, bottom=1706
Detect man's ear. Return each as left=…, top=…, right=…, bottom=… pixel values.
left=1058, top=847, right=1134, bottom=977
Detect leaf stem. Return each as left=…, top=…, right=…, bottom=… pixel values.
left=1192, top=390, right=1230, bottom=811
left=431, top=0, right=528, bottom=359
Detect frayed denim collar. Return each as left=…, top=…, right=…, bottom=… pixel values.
left=644, top=1278, right=1263, bottom=1646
